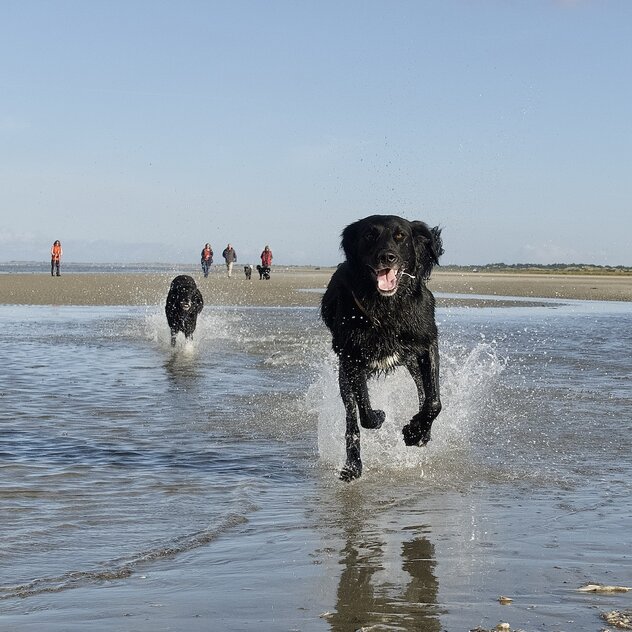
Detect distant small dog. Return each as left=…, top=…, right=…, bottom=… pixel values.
left=257, top=265, right=271, bottom=280
left=165, top=275, right=204, bottom=347
left=321, top=215, right=443, bottom=481
left=244, top=265, right=253, bottom=280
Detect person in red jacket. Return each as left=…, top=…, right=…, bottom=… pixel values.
left=258, top=245, right=273, bottom=280
left=50, top=240, right=62, bottom=277
left=200, top=243, right=213, bottom=278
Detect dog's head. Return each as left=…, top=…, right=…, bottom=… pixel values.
left=169, top=275, right=198, bottom=311
left=341, top=215, right=443, bottom=297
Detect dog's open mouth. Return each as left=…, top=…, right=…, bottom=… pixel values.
left=180, top=300, right=192, bottom=311
left=375, top=267, right=401, bottom=296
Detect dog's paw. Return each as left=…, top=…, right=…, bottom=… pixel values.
left=339, top=461, right=362, bottom=482
left=402, top=422, right=431, bottom=447
left=360, top=409, right=385, bottom=430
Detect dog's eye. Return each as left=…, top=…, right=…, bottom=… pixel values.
left=364, top=228, right=379, bottom=242
left=393, top=231, right=406, bottom=242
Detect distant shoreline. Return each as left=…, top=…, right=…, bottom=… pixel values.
left=442, top=264, right=632, bottom=276
left=2, top=261, right=632, bottom=276
left=1, top=269, right=630, bottom=306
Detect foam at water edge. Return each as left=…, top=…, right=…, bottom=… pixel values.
left=308, top=342, right=505, bottom=477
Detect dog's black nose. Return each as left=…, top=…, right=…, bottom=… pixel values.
left=383, top=251, right=398, bottom=265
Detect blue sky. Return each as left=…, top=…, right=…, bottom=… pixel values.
left=1, top=0, right=631, bottom=266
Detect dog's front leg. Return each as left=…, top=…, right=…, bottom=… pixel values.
left=183, top=317, right=195, bottom=340
left=338, top=361, right=363, bottom=481
left=355, top=373, right=385, bottom=430
left=403, top=340, right=442, bottom=446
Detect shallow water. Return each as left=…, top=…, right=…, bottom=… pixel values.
left=0, top=298, right=630, bottom=631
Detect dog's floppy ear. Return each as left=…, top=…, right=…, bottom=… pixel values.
left=340, top=219, right=364, bottom=263
left=411, top=221, right=444, bottom=278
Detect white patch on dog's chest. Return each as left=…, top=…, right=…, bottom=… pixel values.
left=369, top=353, right=401, bottom=371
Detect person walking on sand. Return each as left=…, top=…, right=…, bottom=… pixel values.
left=222, top=244, right=237, bottom=278
left=200, top=243, right=213, bottom=278
left=259, top=245, right=273, bottom=280
left=50, top=240, right=62, bottom=277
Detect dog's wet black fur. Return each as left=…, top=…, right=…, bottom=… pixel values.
left=321, top=215, right=444, bottom=481
left=165, top=275, right=204, bottom=347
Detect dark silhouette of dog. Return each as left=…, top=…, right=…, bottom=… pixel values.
left=321, top=215, right=443, bottom=481
left=244, top=265, right=253, bottom=280
left=256, top=264, right=271, bottom=280
left=165, top=275, right=204, bottom=347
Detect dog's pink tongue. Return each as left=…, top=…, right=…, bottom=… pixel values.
left=377, top=268, right=397, bottom=291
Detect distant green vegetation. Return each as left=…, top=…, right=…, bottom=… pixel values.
left=442, top=263, right=632, bottom=276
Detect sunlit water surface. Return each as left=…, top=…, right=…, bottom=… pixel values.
left=0, top=299, right=630, bottom=631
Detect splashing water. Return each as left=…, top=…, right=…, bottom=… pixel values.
left=140, top=306, right=234, bottom=353
left=308, top=341, right=505, bottom=479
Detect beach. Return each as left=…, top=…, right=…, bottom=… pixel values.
left=1, top=268, right=631, bottom=306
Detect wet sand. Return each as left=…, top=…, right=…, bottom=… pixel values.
left=1, top=268, right=631, bottom=306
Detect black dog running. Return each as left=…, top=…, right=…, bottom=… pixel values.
left=321, top=215, right=444, bottom=481
left=165, top=275, right=204, bottom=347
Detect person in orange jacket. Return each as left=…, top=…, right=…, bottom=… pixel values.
left=50, top=240, right=62, bottom=277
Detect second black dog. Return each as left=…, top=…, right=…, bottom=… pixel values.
left=321, top=214, right=444, bottom=481
left=165, top=275, right=204, bottom=347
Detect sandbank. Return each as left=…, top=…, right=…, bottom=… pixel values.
left=0, top=268, right=630, bottom=307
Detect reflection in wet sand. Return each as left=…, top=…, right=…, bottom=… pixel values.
left=327, top=489, right=441, bottom=632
